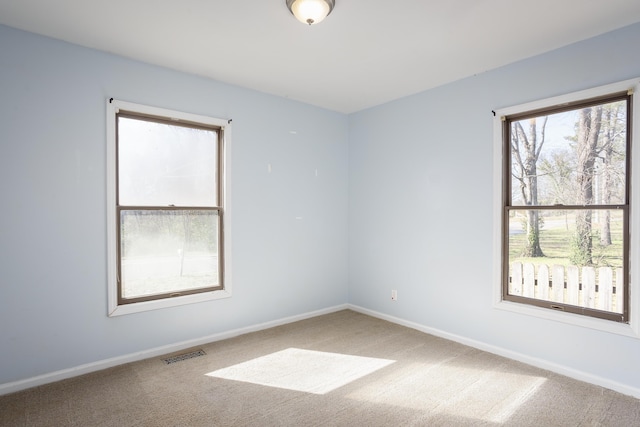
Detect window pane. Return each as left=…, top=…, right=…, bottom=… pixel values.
left=118, top=117, right=218, bottom=206
left=510, top=100, right=626, bottom=206
left=507, top=209, right=624, bottom=314
left=120, top=209, right=220, bottom=299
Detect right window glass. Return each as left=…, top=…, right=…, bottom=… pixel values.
left=504, top=94, right=630, bottom=322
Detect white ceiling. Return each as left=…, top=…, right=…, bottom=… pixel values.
left=2, top=0, right=640, bottom=113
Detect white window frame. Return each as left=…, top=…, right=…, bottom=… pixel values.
left=492, top=78, right=640, bottom=337
left=106, top=99, right=232, bottom=317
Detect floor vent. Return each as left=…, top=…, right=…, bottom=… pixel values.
left=162, top=349, right=207, bottom=364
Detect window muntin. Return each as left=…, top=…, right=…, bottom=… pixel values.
left=107, top=100, right=230, bottom=315
left=503, top=93, right=630, bottom=322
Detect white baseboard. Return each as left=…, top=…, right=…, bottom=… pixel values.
left=5, top=303, right=638, bottom=400
left=0, top=304, right=349, bottom=396
left=347, top=304, right=640, bottom=399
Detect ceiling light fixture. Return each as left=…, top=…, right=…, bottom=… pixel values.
left=286, top=0, right=335, bottom=25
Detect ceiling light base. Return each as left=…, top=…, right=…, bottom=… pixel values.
left=286, top=0, right=335, bottom=25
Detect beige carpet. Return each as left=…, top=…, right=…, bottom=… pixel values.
left=1, top=310, right=639, bottom=426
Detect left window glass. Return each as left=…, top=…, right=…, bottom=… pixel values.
left=117, top=116, right=218, bottom=206
left=107, top=100, right=230, bottom=316
left=119, top=209, right=221, bottom=300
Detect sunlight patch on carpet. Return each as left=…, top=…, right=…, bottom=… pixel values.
left=346, top=362, right=548, bottom=423
left=206, top=348, right=395, bottom=394
left=487, top=376, right=547, bottom=423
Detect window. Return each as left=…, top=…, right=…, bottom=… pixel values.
left=493, top=79, right=640, bottom=333
left=107, top=100, right=231, bottom=316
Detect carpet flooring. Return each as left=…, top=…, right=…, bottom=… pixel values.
left=1, top=310, right=639, bottom=426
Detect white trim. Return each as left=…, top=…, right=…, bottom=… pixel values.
left=0, top=304, right=348, bottom=396
left=492, top=77, right=640, bottom=338
left=348, top=304, right=640, bottom=399
left=108, top=289, right=233, bottom=317
left=106, top=99, right=233, bottom=316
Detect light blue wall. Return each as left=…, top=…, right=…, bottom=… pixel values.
left=0, top=24, right=348, bottom=384
left=3, top=19, right=640, bottom=394
left=348, top=23, right=640, bottom=391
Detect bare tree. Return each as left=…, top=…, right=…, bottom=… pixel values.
left=597, top=102, right=625, bottom=246
left=572, top=106, right=603, bottom=265
left=599, top=107, right=613, bottom=245
left=511, top=117, right=548, bottom=257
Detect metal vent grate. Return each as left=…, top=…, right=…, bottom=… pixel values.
left=162, top=349, right=207, bottom=364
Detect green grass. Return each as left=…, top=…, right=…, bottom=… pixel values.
left=508, top=211, right=624, bottom=269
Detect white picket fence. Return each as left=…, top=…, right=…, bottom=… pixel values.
left=510, top=262, right=623, bottom=314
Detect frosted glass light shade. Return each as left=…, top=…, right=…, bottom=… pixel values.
left=286, top=0, right=335, bottom=25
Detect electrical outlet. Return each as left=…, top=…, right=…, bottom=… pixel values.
left=391, top=290, right=397, bottom=301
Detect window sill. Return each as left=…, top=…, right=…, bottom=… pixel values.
left=493, top=299, right=639, bottom=338
left=108, top=288, right=232, bottom=317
